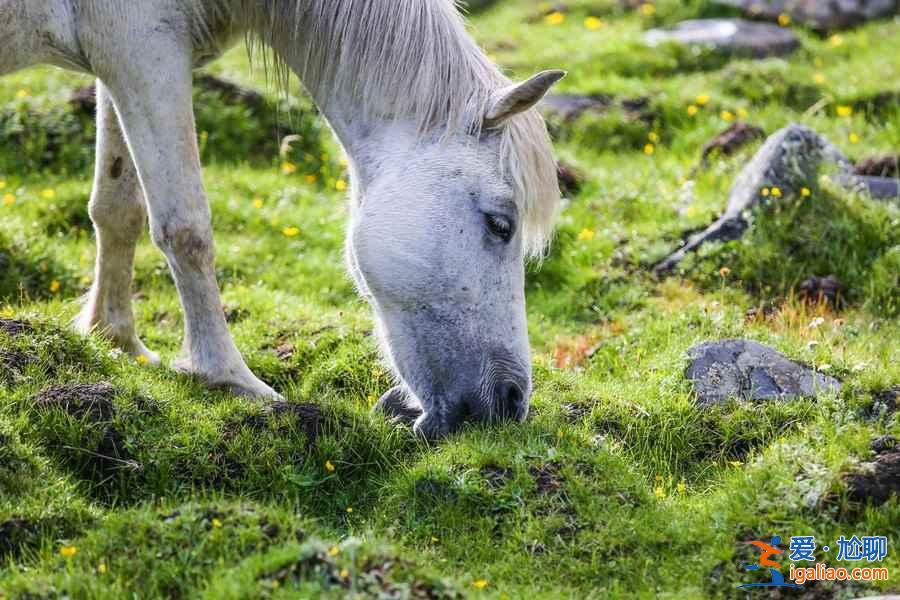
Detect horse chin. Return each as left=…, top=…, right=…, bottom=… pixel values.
left=412, top=411, right=452, bottom=441
left=372, top=385, right=422, bottom=425
left=371, top=385, right=459, bottom=440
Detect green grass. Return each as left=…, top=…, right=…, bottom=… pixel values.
left=1, top=0, right=898, bottom=597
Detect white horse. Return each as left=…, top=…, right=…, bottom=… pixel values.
left=0, top=0, right=563, bottom=438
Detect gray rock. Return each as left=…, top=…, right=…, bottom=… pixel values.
left=655, top=124, right=852, bottom=272
left=713, top=0, right=898, bottom=31
left=832, top=174, right=900, bottom=200
left=645, top=18, right=800, bottom=58
left=540, top=93, right=612, bottom=121
left=685, top=339, right=841, bottom=406
left=539, top=94, right=651, bottom=122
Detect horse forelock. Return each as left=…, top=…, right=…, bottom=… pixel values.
left=196, top=0, right=559, bottom=256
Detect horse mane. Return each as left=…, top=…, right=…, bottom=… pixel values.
left=200, top=0, right=559, bottom=256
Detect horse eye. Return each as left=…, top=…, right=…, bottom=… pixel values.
left=485, top=214, right=513, bottom=242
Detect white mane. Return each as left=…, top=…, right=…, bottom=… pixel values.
left=200, top=0, right=559, bottom=256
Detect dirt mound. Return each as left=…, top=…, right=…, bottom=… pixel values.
left=480, top=464, right=514, bottom=489
left=846, top=449, right=900, bottom=506
left=530, top=462, right=563, bottom=495
left=855, top=154, right=899, bottom=178
left=33, top=382, right=117, bottom=422
left=229, top=401, right=325, bottom=449
left=0, top=350, right=35, bottom=383
left=0, top=518, right=36, bottom=559
left=32, top=383, right=140, bottom=482
left=0, top=319, right=34, bottom=337
left=701, top=122, right=766, bottom=163
left=798, top=275, right=844, bottom=306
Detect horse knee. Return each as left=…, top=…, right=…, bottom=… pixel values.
left=88, top=187, right=146, bottom=239
left=150, top=218, right=214, bottom=266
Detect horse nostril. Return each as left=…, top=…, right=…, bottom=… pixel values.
left=494, top=381, right=524, bottom=420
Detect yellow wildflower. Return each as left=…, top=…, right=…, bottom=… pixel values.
left=770, top=186, right=782, bottom=198
left=281, top=161, right=297, bottom=175
left=777, top=13, right=791, bottom=26
left=828, top=34, right=843, bottom=46
left=304, top=174, right=317, bottom=184
left=15, top=89, right=29, bottom=99
left=695, top=93, right=710, bottom=106
left=584, top=16, right=604, bottom=30
left=335, top=179, right=347, bottom=191
left=60, top=546, right=77, bottom=558
left=720, top=110, right=734, bottom=122
left=648, top=131, right=660, bottom=143
left=643, top=143, right=655, bottom=155
left=813, top=72, right=826, bottom=85
left=3, top=193, right=14, bottom=206
left=49, top=280, right=61, bottom=294
left=761, top=187, right=770, bottom=197
left=836, top=105, right=852, bottom=117
left=339, top=568, right=349, bottom=579
left=211, top=518, right=223, bottom=529
left=282, top=226, right=300, bottom=238
left=327, top=545, right=340, bottom=556
left=639, top=3, right=655, bottom=16
left=473, top=580, right=489, bottom=589
left=543, top=11, right=565, bottom=25
left=676, top=481, right=687, bottom=494
left=801, top=187, right=811, bottom=197
left=848, top=132, right=860, bottom=144
left=136, top=355, right=150, bottom=366
left=654, top=486, right=665, bottom=499
left=325, top=460, right=335, bottom=472
left=252, top=198, right=264, bottom=209
left=98, top=563, right=107, bottom=574
left=41, top=189, right=56, bottom=199
left=367, top=394, right=376, bottom=405
left=686, top=104, right=698, bottom=116
left=346, top=506, right=353, bottom=513
left=577, top=228, right=595, bottom=241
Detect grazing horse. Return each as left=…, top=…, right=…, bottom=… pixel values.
left=0, top=0, right=563, bottom=439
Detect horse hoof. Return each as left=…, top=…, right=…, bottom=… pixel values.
left=172, top=359, right=282, bottom=401
left=372, top=386, right=422, bottom=425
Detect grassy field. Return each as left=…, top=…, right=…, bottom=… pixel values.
left=1, top=0, right=898, bottom=597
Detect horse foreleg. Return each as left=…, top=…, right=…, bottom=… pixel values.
left=75, top=81, right=159, bottom=364
left=98, top=39, right=278, bottom=399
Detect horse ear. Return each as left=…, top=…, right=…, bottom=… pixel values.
left=484, top=69, right=566, bottom=129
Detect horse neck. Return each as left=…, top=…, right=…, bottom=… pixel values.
left=265, top=31, right=417, bottom=188
left=251, top=0, right=497, bottom=173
